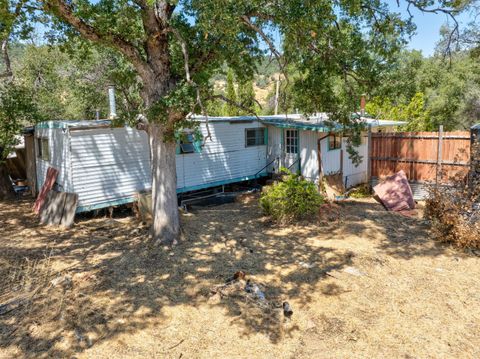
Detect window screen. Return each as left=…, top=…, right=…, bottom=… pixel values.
left=37, top=137, right=50, bottom=161
left=41, top=138, right=50, bottom=161
left=285, top=129, right=298, bottom=154
left=36, top=138, right=42, bottom=159
left=245, top=128, right=265, bottom=147
left=180, top=133, right=195, bottom=154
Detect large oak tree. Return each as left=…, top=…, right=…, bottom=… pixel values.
left=1, top=0, right=467, bottom=242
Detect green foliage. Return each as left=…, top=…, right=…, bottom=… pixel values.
left=224, top=69, right=238, bottom=116
left=260, top=169, right=324, bottom=223
left=2, top=0, right=472, bottom=135
left=0, top=82, right=39, bottom=159
left=4, top=43, right=140, bottom=121
left=369, top=49, right=480, bottom=131
left=238, top=79, right=256, bottom=115
left=366, top=92, right=431, bottom=131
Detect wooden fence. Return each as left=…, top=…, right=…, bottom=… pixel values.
left=369, top=129, right=471, bottom=184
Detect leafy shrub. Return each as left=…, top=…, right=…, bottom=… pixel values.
left=425, top=183, right=480, bottom=249
left=260, top=169, right=324, bottom=223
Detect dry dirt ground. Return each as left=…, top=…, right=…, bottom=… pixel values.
left=1, top=196, right=480, bottom=359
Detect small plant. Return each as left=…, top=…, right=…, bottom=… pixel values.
left=260, top=168, right=324, bottom=223
left=425, top=183, right=480, bottom=249
left=347, top=184, right=372, bottom=198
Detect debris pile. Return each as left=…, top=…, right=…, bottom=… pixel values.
left=210, top=271, right=293, bottom=320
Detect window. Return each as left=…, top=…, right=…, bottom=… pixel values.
left=180, top=133, right=195, bottom=154
left=285, top=129, right=298, bottom=154
left=245, top=128, right=265, bottom=147
left=328, top=134, right=342, bottom=151
left=36, top=137, right=50, bottom=161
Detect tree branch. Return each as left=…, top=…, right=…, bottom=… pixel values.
left=241, top=15, right=287, bottom=76
left=402, top=0, right=460, bottom=59
left=0, top=39, right=13, bottom=80
left=207, top=94, right=262, bottom=120
left=43, top=0, right=151, bottom=77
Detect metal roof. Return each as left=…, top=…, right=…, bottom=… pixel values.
left=194, top=113, right=406, bottom=131
left=472, top=123, right=480, bottom=130
left=35, top=114, right=406, bottom=132
left=36, top=120, right=112, bottom=129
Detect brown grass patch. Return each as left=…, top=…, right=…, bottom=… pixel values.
left=0, top=197, right=479, bottom=358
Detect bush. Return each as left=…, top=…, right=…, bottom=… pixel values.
left=260, top=169, right=324, bottom=223
left=425, top=183, right=480, bottom=249
left=347, top=184, right=371, bottom=198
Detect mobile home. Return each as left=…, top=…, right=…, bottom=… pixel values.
left=259, top=114, right=404, bottom=188
left=34, top=117, right=268, bottom=212
left=34, top=114, right=402, bottom=213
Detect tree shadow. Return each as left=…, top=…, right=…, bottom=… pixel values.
left=0, top=196, right=456, bottom=357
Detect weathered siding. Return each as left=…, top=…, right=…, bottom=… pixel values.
left=35, top=127, right=72, bottom=193
left=70, top=127, right=151, bottom=211
left=300, top=130, right=319, bottom=182
left=342, top=138, right=368, bottom=188
left=266, top=125, right=282, bottom=172
left=320, top=136, right=341, bottom=175
left=176, top=121, right=267, bottom=192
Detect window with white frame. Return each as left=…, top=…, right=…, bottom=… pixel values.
left=245, top=128, right=265, bottom=147
left=285, top=129, right=298, bottom=154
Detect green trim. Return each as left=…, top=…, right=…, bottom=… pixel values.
left=76, top=196, right=136, bottom=213
left=261, top=121, right=335, bottom=132
left=297, top=130, right=301, bottom=174
left=36, top=120, right=112, bottom=129
left=193, top=138, right=203, bottom=153
left=176, top=173, right=268, bottom=194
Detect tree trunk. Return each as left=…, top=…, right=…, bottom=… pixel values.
left=0, top=161, right=15, bottom=201
left=149, top=123, right=180, bottom=245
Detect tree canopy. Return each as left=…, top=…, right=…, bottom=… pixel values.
left=0, top=0, right=473, bottom=240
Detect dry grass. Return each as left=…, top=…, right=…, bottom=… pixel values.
left=0, top=196, right=480, bottom=358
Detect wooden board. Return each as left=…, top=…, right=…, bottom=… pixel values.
left=25, top=134, right=37, bottom=196
left=40, top=191, right=78, bottom=227
left=60, top=193, right=78, bottom=227
left=135, top=191, right=152, bottom=223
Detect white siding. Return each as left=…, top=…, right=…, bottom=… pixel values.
left=70, top=127, right=151, bottom=210
left=300, top=130, right=319, bottom=182
left=342, top=138, right=368, bottom=188
left=176, top=121, right=267, bottom=192
left=266, top=125, right=282, bottom=172
left=35, top=127, right=72, bottom=192
left=320, top=136, right=342, bottom=175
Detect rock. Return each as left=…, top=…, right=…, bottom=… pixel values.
left=343, top=266, right=365, bottom=277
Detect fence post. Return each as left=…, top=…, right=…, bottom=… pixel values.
left=367, top=125, right=372, bottom=188
left=470, top=124, right=480, bottom=187
left=436, top=125, right=444, bottom=185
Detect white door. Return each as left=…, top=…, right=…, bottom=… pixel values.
left=284, top=129, right=300, bottom=172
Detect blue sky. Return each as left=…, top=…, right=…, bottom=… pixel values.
left=31, top=2, right=474, bottom=58
left=394, top=3, right=473, bottom=56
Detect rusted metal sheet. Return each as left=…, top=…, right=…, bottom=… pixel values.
left=33, top=167, right=58, bottom=214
